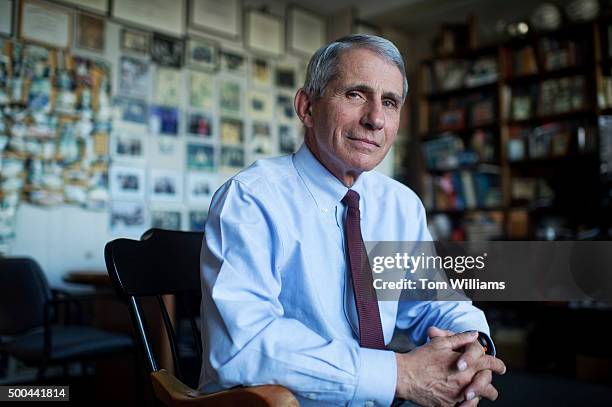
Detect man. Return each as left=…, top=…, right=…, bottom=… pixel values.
left=199, top=35, right=506, bottom=406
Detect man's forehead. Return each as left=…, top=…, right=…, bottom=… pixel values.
left=334, top=48, right=403, bottom=92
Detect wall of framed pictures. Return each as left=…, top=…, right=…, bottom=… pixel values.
left=0, top=0, right=338, bottom=286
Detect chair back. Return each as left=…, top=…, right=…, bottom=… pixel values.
left=0, top=258, right=51, bottom=335
left=104, top=228, right=204, bottom=386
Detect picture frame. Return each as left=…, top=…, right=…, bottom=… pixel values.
left=186, top=172, right=217, bottom=204
left=149, top=169, right=183, bottom=202
left=109, top=200, right=146, bottom=236
left=19, top=0, right=73, bottom=49
left=188, top=210, right=208, bottom=231
left=245, top=9, right=284, bottom=58
left=287, top=6, right=326, bottom=58
left=189, top=0, right=241, bottom=40
left=153, top=67, right=182, bottom=107
left=151, top=33, right=184, bottom=68
left=250, top=58, right=272, bottom=88
left=151, top=208, right=182, bottom=230
left=189, top=71, right=214, bottom=109
left=219, top=48, right=246, bottom=75
left=109, top=165, right=146, bottom=200
left=0, top=0, right=14, bottom=37
left=187, top=111, right=214, bottom=139
left=60, top=0, right=108, bottom=14
left=150, top=105, right=179, bottom=136
left=118, top=56, right=150, bottom=98
left=121, top=27, right=150, bottom=54
left=186, top=142, right=215, bottom=171
left=186, top=37, right=219, bottom=72
left=112, top=0, right=184, bottom=37
left=75, top=12, right=105, bottom=53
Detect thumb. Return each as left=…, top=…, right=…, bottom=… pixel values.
left=427, top=326, right=455, bottom=339
left=444, top=331, right=479, bottom=350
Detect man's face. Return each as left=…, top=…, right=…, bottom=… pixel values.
left=304, top=48, right=404, bottom=185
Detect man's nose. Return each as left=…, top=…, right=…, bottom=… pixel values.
left=360, top=101, right=385, bottom=131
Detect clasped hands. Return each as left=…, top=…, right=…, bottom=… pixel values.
left=395, top=327, right=507, bottom=407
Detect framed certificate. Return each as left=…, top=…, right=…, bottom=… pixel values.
left=189, top=0, right=241, bottom=40
left=288, top=6, right=326, bottom=57
left=245, top=9, right=284, bottom=58
left=56, top=0, right=108, bottom=14
left=0, top=0, right=13, bottom=37
left=19, top=0, right=72, bottom=49
left=112, top=0, right=185, bottom=36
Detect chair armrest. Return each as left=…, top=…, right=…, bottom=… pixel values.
left=151, top=369, right=299, bottom=407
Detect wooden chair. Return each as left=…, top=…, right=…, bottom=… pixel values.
left=104, top=228, right=298, bottom=406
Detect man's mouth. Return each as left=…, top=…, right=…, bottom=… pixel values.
left=347, top=136, right=381, bottom=148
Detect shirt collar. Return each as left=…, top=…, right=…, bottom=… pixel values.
left=293, top=143, right=367, bottom=211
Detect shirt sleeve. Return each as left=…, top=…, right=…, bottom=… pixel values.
left=200, top=179, right=396, bottom=406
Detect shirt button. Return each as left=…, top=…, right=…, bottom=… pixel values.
left=307, top=393, right=316, bottom=399
left=321, top=207, right=328, bottom=213
left=364, top=401, right=375, bottom=407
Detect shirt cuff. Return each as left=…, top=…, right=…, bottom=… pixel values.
left=351, top=348, right=397, bottom=407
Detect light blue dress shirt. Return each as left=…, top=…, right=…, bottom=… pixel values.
left=199, top=143, right=491, bottom=406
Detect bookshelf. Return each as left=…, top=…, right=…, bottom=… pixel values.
left=418, top=19, right=611, bottom=241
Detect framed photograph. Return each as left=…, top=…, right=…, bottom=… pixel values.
left=118, top=56, right=150, bottom=98
left=247, top=90, right=273, bottom=120
left=189, top=71, right=214, bottom=109
left=19, top=0, right=72, bottom=49
left=151, top=209, right=182, bottom=230
left=150, top=169, right=183, bottom=202
left=186, top=37, right=219, bottom=72
left=109, top=200, right=146, bottom=236
left=112, top=0, right=184, bottom=37
left=276, top=65, right=296, bottom=89
left=109, top=165, right=146, bottom=200
left=150, top=105, right=179, bottom=136
left=121, top=27, right=149, bottom=54
left=0, top=0, right=14, bottom=37
left=186, top=172, right=217, bottom=204
left=113, top=97, right=148, bottom=125
left=245, top=9, right=284, bottom=58
left=150, top=136, right=184, bottom=170
left=151, top=33, right=183, bottom=68
left=219, top=49, right=246, bottom=75
left=187, top=111, right=213, bottom=138
left=75, top=12, right=104, bottom=52
left=279, top=124, right=298, bottom=154
left=111, top=130, right=147, bottom=164
left=220, top=117, right=243, bottom=145
left=250, top=58, right=272, bottom=88
left=188, top=210, right=208, bottom=231
left=189, top=0, right=241, bottom=40
left=276, top=93, right=295, bottom=123
left=220, top=146, right=244, bottom=172
left=218, top=80, right=242, bottom=114
left=250, top=121, right=273, bottom=155
left=287, top=6, right=326, bottom=57
left=153, top=67, right=182, bottom=107
left=186, top=142, right=215, bottom=171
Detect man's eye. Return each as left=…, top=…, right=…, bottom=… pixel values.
left=347, top=92, right=362, bottom=99
left=383, top=100, right=397, bottom=108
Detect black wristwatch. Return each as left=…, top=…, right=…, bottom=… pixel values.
left=476, top=331, right=496, bottom=356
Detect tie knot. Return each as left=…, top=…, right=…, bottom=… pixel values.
left=342, top=189, right=360, bottom=209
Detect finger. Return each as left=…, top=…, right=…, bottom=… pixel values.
left=457, top=396, right=480, bottom=407
left=474, top=355, right=507, bottom=375
left=443, top=330, right=479, bottom=350
left=427, top=326, right=455, bottom=339
left=456, top=341, right=486, bottom=371
left=464, top=370, right=496, bottom=401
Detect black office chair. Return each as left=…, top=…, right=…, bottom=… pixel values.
left=0, top=257, right=133, bottom=381
left=104, top=228, right=298, bottom=406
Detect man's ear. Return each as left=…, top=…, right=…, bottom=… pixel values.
left=294, top=88, right=314, bottom=128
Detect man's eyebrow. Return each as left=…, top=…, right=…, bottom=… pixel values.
left=345, top=83, right=402, bottom=104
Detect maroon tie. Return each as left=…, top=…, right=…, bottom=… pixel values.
left=342, top=190, right=386, bottom=350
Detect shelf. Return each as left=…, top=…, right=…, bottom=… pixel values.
left=504, top=65, right=594, bottom=85
left=509, top=152, right=598, bottom=166
left=426, top=162, right=501, bottom=174
left=424, top=81, right=497, bottom=100
left=505, top=109, right=596, bottom=126
left=421, top=44, right=499, bottom=63
left=422, top=122, right=498, bottom=139
left=427, top=207, right=505, bottom=216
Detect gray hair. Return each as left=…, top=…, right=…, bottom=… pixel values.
left=303, top=34, right=408, bottom=103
